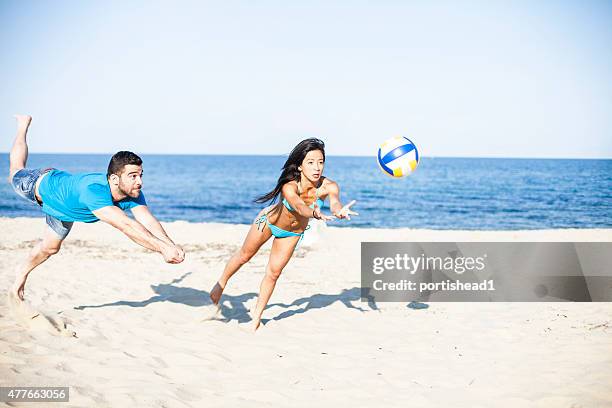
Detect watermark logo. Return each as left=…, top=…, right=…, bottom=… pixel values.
left=361, top=242, right=612, bottom=302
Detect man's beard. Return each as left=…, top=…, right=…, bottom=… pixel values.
left=119, top=184, right=139, bottom=198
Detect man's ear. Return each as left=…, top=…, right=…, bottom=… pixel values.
left=108, top=174, right=120, bottom=185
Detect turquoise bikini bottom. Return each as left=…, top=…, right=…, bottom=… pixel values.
left=255, top=214, right=310, bottom=241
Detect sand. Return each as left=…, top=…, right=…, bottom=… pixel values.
left=0, top=217, right=610, bottom=407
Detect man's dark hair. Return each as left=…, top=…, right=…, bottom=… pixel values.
left=107, top=151, right=143, bottom=178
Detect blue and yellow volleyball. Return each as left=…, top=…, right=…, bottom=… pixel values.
left=377, top=136, right=419, bottom=178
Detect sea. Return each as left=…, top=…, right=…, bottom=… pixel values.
left=1, top=154, right=610, bottom=230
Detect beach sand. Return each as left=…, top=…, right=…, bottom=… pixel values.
left=0, top=217, right=610, bottom=407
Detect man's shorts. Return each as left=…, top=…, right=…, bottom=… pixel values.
left=11, top=168, right=73, bottom=239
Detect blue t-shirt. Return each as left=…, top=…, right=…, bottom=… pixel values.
left=38, top=170, right=146, bottom=223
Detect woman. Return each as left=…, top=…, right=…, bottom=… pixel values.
left=209, top=138, right=358, bottom=330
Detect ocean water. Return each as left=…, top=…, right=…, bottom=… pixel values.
left=1, top=154, right=610, bottom=230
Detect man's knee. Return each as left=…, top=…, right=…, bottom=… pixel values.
left=7, top=170, right=17, bottom=185
left=7, top=167, right=25, bottom=185
left=40, top=243, right=61, bottom=257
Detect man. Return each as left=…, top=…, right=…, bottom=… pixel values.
left=7, top=114, right=185, bottom=302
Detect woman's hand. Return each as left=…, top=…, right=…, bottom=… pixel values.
left=313, top=203, right=335, bottom=221
left=334, top=200, right=359, bottom=220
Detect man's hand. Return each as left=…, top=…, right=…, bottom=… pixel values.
left=161, top=243, right=184, bottom=264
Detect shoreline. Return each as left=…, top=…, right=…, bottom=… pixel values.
left=1, top=216, right=611, bottom=238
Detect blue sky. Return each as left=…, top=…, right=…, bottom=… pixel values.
left=1, top=0, right=610, bottom=158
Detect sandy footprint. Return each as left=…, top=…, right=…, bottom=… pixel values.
left=7, top=293, right=76, bottom=337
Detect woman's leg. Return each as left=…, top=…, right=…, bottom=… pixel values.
left=209, top=212, right=273, bottom=305
left=251, top=235, right=300, bottom=330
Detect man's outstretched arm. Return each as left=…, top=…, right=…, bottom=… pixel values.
left=131, top=205, right=185, bottom=260
left=131, top=205, right=175, bottom=245
left=92, top=206, right=184, bottom=263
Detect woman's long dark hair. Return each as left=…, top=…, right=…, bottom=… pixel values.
left=255, top=138, right=326, bottom=204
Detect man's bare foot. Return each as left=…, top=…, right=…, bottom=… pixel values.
left=209, top=281, right=224, bottom=305
left=10, top=276, right=27, bottom=302
left=14, top=114, right=32, bottom=130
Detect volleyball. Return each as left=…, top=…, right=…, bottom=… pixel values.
left=377, top=136, right=419, bottom=178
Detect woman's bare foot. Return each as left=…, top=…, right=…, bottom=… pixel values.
left=209, top=281, right=224, bottom=305
left=250, top=305, right=263, bottom=331
left=13, top=114, right=32, bottom=131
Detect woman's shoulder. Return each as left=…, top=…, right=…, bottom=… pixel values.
left=283, top=180, right=299, bottom=188
left=319, top=177, right=338, bottom=196
left=320, top=177, right=338, bottom=189
left=281, top=180, right=299, bottom=194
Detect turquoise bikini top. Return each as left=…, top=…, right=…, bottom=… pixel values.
left=282, top=197, right=324, bottom=212
left=282, top=185, right=324, bottom=212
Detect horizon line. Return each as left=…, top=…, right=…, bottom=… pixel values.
left=1, top=151, right=611, bottom=160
